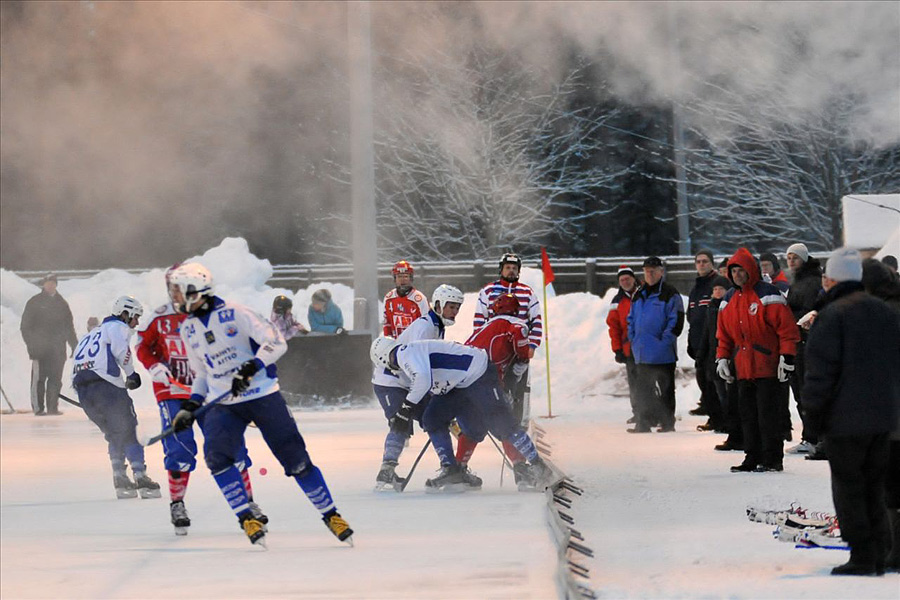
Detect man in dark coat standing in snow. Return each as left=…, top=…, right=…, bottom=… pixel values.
left=20, top=274, right=78, bottom=415
left=803, top=248, right=900, bottom=576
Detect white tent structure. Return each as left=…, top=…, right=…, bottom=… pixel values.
left=841, top=194, right=900, bottom=256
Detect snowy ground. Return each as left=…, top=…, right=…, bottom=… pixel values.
left=2, top=238, right=898, bottom=598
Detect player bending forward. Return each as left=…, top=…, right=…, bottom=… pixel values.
left=136, top=264, right=266, bottom=536
left=373, top=284, right=463, bottom=491
left=72, top=296, right=161, bottom=500
left=370, top=337, right=552, bottom=493
left=167, top=263, right=353, bottom=547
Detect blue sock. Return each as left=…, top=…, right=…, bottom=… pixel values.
left=213, top=466, right=250, bottom=516
left=382, top=431, right=407, bottom=463
left=294, top=465, right=335, bottom=515
left=429, top=429, right=457, bottom=467
left=507, top=430, right=538, bottom=462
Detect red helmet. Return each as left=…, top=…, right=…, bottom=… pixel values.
left=491, top=293, right=519, bottom=316
left=392, top=260, right=414, bottom=277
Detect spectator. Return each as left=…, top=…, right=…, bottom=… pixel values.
left=86, top=316, right=100, bottom=333
left=862, top=257, right=900, bottom=572
left=687, top=249, right=724, bottom=432
left=626, top=256, right=684, bottom=433
left=716, top=248, right=799, bottom=473
left=759, top=252, right=790, bottom=295
left=784, top=242, right=824, bottom=456
left=882, top=255, right=898, bottom=277
left=698, top=275, right=743, bottom=451
left=717, top=258, right=729, bottom=278
left=270, top=295, right=308, bottom=340
left=20, top=273, right=78, bottom=416
left=308, top=289, right=345, bottom=334
left=606, top=265, right=641, bottom=424
left=803, top=248, right=900, bottom=576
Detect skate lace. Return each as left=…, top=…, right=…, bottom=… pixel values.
left=242, top=517, right=265, bottom=539
left=171, top=503, right=188, bottom=519
left=326, top=515, right=350, bottom=536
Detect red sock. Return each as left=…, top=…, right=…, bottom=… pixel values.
left=241, top=468, right=253, bottom=500
left=456, top=434, right=479, bottom=465
left=168, top=470, right=190, bottom=502
left=502, top=439, right=526, bottom=464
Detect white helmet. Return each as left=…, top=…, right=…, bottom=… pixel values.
left=168, top=262, right=213, bottom=313
left=431, top=284, right=464, bottom=326
left=112, top=295, right=143, bottom=321
left=370, top=336, right=400, bottom=370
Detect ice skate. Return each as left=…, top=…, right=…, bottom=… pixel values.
left=239, top=511, right=267, bottom=548
left=513, top=462, right=539, bottom=492
left=133, top=473, right=162, bottom=499
left=248, top=501, right=269, bottom=531
left=170, top=500, right=190, bottom=536
left=460, top=465, right=482, bottom=491
left=424, top=464, right=468, bottom=494
left=113, top=473, right=138, bottom=500
left=526, top=457, right=558, bottom=490
left=322, top=510, right=354, bottom=546
left=374, top=461, right=405, bottom=492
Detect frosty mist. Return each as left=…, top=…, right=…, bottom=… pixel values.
left=1, top=1, right=897, bottom=268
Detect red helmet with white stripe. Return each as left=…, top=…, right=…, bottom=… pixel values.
left=491, top=293, right=519, bottom=316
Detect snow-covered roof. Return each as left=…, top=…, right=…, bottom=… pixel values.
left=841, top=194, right=900, bottom=252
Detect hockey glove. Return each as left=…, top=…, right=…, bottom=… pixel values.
left=777, top=355, right=795, bottom=383
left=716, top=359, right=734, bottom=384
left=390, top=401, right=415, bottom=437
left=172, top=398, right=202, bottom=432
left=614, top=350, right=627, bottom=364
left=231, top=359, right=263, bottom=395
left=149, top=362, right=173, bottom=385
left=512, top=361, right=529, bottom=381
left=125, top=372, right=142, bottom=390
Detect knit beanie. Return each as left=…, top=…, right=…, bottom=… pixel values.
left=617, top=265, right=635, bottom=279
left=825, top=247, right=862, bottom=283
left=695, top=249, right=715, bottom=264
left=785, top=243, right=809, bottom=263
left=759, top=252, right=780, bottom=271
left=711, top=275, right=731, bottom=290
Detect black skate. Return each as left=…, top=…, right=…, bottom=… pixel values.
left=374, top=461, right=406, bottom=492
left=170, top=500, right=190, bottom=536
left=323, top=510, right=354, bottom=546
left=460, top=465, right=482, bottom=491
left=513, top=462, right=539, bottom=492
left=248, top=501, right=269, bottom=531
left=113, top=474, right=138, bottom=500
left=527, top=457, right=558, bottom=491
left=238, top=511, right=267, bottom=548
left=133, top=473, right=162, bottom=499
left=424, top=464, right=468, bottom=494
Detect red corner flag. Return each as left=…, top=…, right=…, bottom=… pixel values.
left=540, top=247, right=555, bottom=285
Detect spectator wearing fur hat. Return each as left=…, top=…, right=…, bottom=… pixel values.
left=20, top=274, right=79, bottom=416
left=626, top=256, right=685, bottom=433
left=687, top=249, right=724, bottom=432
left=308, top=289, right=345, bottom=334
left=784, top=243, right=824, bottom=456
left=759, top=252, right=790, bottom=295
left=803, top=247, right=900, bottom=575
left=607, top=266, right=641, bottom=424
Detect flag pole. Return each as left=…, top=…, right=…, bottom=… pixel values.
left=542, top=275, right=552, bottom=418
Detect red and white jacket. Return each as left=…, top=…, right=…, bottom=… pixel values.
left=473, top=280, right=542, bottom=349
left=383, top=287, right=430, bottom=338
left=606, top=286, right=638, bottom=358
left=465, top=314, right=531, bottom=379
left=135, top=302, right=192, bottom=401
left=716, top=248, right=799, bottom=380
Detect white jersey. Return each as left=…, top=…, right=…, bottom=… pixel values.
left=394, top=339, right=489, bottom=405
left=371, top=310, right=444, bottom=389
left=71, top=316, right=136, bottom=389
left=181, top=297, right=287, bottom=405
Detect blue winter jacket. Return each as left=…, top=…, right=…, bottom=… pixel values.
left=308, top=300, right=344, bottom=333
left=627, top=279, right=685, bottom=365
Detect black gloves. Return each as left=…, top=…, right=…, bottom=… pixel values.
left=172, top=398, right=202, bottom=432
left=687, top=346, right=696, bottom=360
left=614, top=350, right=627, bottom=364
left=335, top=327, right=347, bottom=335
left=125, top=372, right=142, bottom=390
left=390, top=401, right=415, bottom=437
left=232, top=360, right=262, bottom=395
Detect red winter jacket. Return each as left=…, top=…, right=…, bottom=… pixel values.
left=716, top=247, right=799, bottom=380
left=606, top=287, right=637, bottom=357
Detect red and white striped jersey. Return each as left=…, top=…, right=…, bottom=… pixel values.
left=473, top=279, right=542, bottom=348
left=465, top=315, right=531, bottom=378
left=135, top=303, right=192, bottom=401
left=383, top=287, right=430, bottom=338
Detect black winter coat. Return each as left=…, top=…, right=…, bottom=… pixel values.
left=686, top=271, right=716, bottom=360
left=802, top=281, right=900, bottom=439
left=20, top=291, right=78, bottom=359
left=696, top=296, right=724, bottom=377
left=786, top=258, right=822, bottom=340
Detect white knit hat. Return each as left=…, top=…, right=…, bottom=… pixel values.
left=825, top=247, right=862, bottom=283
left=785, top=243, right=809, bottom=263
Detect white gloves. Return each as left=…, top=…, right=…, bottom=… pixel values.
left=512, top=362, right=528, bottom=380
left=716, top=359, right=734, bottom=384
left=777, top=355, right=795, bottom=383
left=149, top=362, right=173, bottom=385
